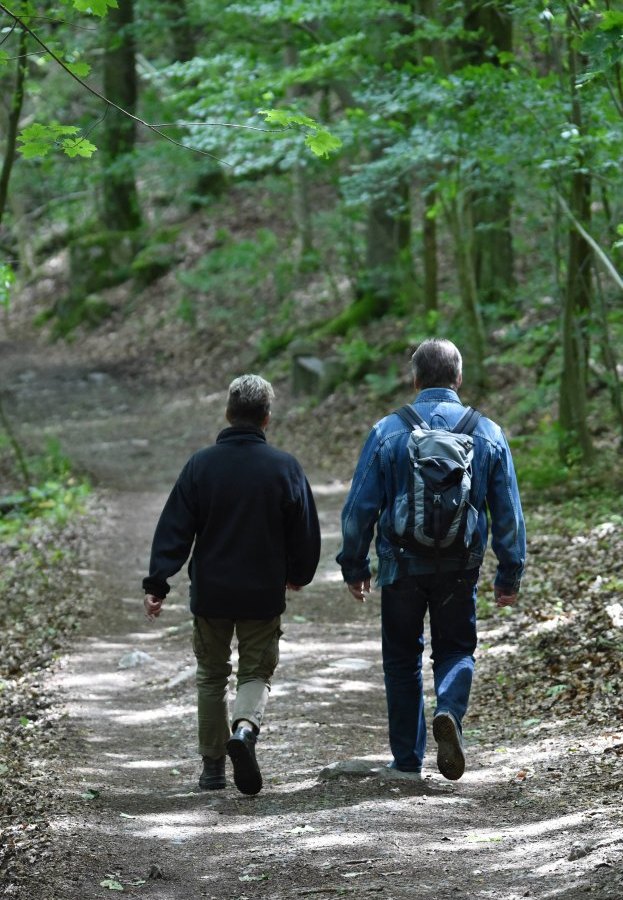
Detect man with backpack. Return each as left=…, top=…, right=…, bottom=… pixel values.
left=337, top=339, right=525, bottom=781
left=143, top=374, right=321, bottom=796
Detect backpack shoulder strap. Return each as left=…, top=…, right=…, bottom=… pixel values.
left=394, top=405, right=429, bottom=431
left=452, top=406, right=482, bottom=435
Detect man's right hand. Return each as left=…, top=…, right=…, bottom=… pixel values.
left=347, top=579, right=371, bottom=602
left=144, top=594, right=164, bottom=620
left=494, top=586, right=518, bottom=608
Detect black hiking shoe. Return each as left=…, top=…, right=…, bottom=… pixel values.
left=433, top=711, right=465, bottom=781
left=199, top=755, right=226, bottom=790
left=226, top=726, right=262, bottom=796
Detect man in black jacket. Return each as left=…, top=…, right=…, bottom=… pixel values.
left=143, top=374, right=321, bottom=795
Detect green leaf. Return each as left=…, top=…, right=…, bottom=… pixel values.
left=546, top=683, right=568, bottom=697
left=600, top=11, right=623, bottom=31
left=19, top=716, right=30, bottom=726
left=0, top=50, right=10, bottom=66
left=18, top=123, right=78, bottom=159
left=0, top=264, right=15, bottom=309
left=73, top=0, right=118, bottom=16
left=305, top=129, right=342, bottom=159
left=258, top=109, right=341, bottom=159
left=80, top=788, right=100, bottom=800
left=259, top=108, right=316, bottom=129
left=62, top=137, right=97, bottom=158
left=100, top=878, right=124, bottom=891
left=65, top=60, right=91, bottom=77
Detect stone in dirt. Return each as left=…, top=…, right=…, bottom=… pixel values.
left=117, top=649, right=157, bottom=669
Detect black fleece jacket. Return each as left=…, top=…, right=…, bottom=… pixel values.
left=142, top=426, right=321, bottom=619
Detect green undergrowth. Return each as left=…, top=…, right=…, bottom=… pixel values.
left=511, top=429, right=623, bottom=508
left=0, top=436, right=91, bottom=679
left=0, top=438, right=90, bottom=538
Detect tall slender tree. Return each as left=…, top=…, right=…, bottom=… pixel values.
left=356, top=0, right=415, bottom=319
left=0, top=27, right=27, bottom=230
left=100, top=0, right=141, bottom=231
left=463, top=0, right=515, bottom=305
left=558, top=5, right=594, bottom=463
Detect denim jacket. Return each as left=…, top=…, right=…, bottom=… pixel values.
left=337, top=388, right=526, bottom=592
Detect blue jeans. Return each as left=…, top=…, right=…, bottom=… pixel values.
left=381, top=570, right=479, bottom=771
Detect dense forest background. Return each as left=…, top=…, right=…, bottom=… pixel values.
left=0, top=0, right=621, bottom=490
left=2, top=4, right=623, bottom=898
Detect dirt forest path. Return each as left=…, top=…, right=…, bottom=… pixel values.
left=2, top=343, right=622, bottom=900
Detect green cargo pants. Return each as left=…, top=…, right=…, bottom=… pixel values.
left=192, top=615, right=282, bottom=760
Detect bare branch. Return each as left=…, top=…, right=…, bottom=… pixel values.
left=3, top=50, right=47, bottom=59
left=9, top=15, right=98, bottom=31
left=150, top=121, right=289, bottom=133
left=556, top=191, right=623, bottom=292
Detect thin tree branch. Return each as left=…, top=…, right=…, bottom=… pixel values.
left=0, top=4, right=287, bottom=164
left=10, top=15, right=98, bottom=31
left=3, top=50, right=47, bottom=60
left=150, top=121, right=289, bottom=132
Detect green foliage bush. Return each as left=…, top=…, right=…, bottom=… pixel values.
left=0, top=440, right=90, bottom=538
left=177, top=228, right=295, bottom=321
left=131, top=243, right=178, bottom=288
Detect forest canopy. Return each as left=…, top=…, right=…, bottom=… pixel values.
left=1, top=0, right=622, bottom=475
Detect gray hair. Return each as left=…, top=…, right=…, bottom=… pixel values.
left=411, top=339, right=462, bottom=389
left=226, top=374, right=275, bottom=426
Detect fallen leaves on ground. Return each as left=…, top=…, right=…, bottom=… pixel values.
left=0, top=514, right=93, bottom=887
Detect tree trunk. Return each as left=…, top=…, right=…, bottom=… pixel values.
left=0, top=28, right=27, bottom=230
left=163, top=0, right=197, bottom=62
left=471, top=189, right=514, bottom=304
left=414, top=0, right=446, bottom=314
left=423, top=187, right=438, bottom=313
left=463, top=1, right=515, bottom=305
left=447, top=196, right=487, bottom=391
left=558, top=13, right=593, bottom=464
left=593, top=268, right=623, bottom=439
left=100, top=0, right=141, bottom=232
left=284, top=36, right=314, bottom=260
left=358, top=0, right=414, bottom=316
left=360, top=164, right=412, bottom=315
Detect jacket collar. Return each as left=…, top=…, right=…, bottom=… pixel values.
left=216, top=426, right=267, bottom=444
left=414, top=388, right=462, bottom=404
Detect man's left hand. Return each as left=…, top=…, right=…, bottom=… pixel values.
left=286, top=582, right=303, bottom=592
left=144, top=594, right=164, bottom=620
